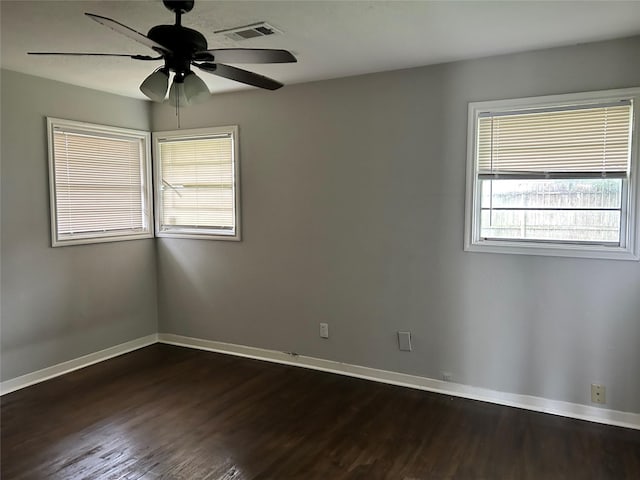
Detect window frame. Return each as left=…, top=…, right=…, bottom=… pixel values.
left=152, top=125, right=241, bottom=241
left=47, top=117, right=153, bottom=247
left=464, top=88, right=640, bottom=261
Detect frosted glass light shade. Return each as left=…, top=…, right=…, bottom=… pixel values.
left=168, top=81, right=189, bottom=108
left=140, top=69, right=169, bottom=102
left=183, top=73, right=210, bottom=104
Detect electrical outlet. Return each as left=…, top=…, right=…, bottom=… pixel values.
left=591, top=384, right=606, bottom=404
left=442, top=372, right=452, bottom=382
left=397, top=331, right=412, bottom=351
left=319, top=323, right=329, bottom=339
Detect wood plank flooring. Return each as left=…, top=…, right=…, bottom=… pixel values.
left=2, top=344, right=639, bottom=479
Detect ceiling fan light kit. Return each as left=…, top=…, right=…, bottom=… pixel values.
left=140, top=68, right=170, bottom=102
left=28, top=0, right=297, bottom=106
left=168, top=80, right=188, bottom=108
left=180, top=72, right=211, bottom=105
left=167, top=71, right=210, bottom=107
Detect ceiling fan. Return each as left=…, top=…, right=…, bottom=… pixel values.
left=28, top=0, right=297, bottom=106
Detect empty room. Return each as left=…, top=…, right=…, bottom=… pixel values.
left=1, top=1, right=639, bottom=478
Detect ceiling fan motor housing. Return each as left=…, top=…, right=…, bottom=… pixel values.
left=148, top=24, right=207, bottom=77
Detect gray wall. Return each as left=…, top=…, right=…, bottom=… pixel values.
left=2, top=37, right=638, bottom=414
left=1, top=70, right=158, bottom=380
left=153, top=37, right=640, bottom=413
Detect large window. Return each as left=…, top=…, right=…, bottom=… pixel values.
left=153, top=126, right=240, bottom=240
left=47, top=118, right=152, bottom=246
left=465, top=88, right=640, bottom=260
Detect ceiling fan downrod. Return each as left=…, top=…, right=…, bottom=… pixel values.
left=163, top=1, right=194, bottom=27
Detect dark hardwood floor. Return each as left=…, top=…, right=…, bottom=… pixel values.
left=1, top=344, right=639, bottom=479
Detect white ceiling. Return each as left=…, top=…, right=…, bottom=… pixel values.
left=2, top=0, right=640, bottom=100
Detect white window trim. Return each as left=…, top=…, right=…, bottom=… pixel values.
left=152, top=126, right=241, bottom=241
left=47, top=118, right=153, bottom=247
left=464, top=88, right=640, bottom=261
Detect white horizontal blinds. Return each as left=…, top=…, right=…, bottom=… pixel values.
left=477, top=102, right=632, bottom=178
left=53, top=128, right=146, bottom=238
left=159, top=134, right=234, bottom=231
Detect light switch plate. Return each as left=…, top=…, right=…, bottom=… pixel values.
left=319, top=323, right=329, bottom=339
left=398, top=331, right=412, bottom=351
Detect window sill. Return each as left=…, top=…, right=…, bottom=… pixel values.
left=52, top=231, right=154, bottom=247
left=464, top=239, right=639, bottom=261
left=155, top=230, right=241, bottom=241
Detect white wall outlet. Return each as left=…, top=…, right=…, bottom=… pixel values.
left=591, top=384, right=606, bottom=404
left=442, top=372, right=452, bottom=382
left=319, top=323, right=329, bottom=339
left=397, top=331, right=412, bottom=351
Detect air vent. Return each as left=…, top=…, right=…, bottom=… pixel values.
left=215, top=22, right=282, bottom=42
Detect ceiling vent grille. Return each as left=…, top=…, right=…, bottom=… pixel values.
left=215, top=22, right=282, bottom=41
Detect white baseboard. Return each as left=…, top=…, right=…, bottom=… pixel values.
left=0, top=334, right=158, bottom=395
left=158, top=333, right=640, bottom=431
left=3, top=332, right=637, bottom=430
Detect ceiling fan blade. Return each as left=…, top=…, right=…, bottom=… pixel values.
left=195, top=63, right=284, bottom=90
left=85, top=13, right=171, bottom=54
left=28, top=52, right=162, bottom=60
left=194, top=49, right=296, bottom=64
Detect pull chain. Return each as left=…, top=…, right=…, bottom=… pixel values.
left=175, top=93, right=181, bottom=128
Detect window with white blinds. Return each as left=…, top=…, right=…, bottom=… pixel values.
left=477, top=103, right=631, bottom=178
left=153, top=126, right=240, bottom=240
left=465, top=89, right=640, bottom=260
left=47, top=118, right=152, bottom=246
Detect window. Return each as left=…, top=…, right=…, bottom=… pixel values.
left=47, top=118, right=152, bottom=246
left=465, top=88, right=640, bottom=260
left=153, top=126, right=240, bottom=240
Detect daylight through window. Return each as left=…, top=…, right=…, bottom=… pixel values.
left=47, top=118, right=152, bottom=246
left=465, top=89, right=639, bottom=260
left=154, top=126, right=240, bottom=240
